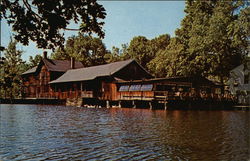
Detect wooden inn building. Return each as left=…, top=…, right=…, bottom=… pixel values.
left=22, top=52, right=234, bottom=108
left=21, top=52, right=84, bottom=98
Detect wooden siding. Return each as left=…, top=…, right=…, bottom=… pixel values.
left=113, top=61, right=152, bottom=80
left=115, top=80, right=234, bottom=102
left=22, top=59, right=234, bottom=103
left=50, top=82, right=96, bottom=99
left=101, top=82, right=117, bottom=101
left=22, top=64, right=65, bottom=98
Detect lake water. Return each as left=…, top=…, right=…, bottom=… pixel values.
left=0, top=104, right=249, bottom=161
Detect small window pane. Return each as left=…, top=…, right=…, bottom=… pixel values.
left=129, top=85, right=141, bottom=91
left=141, top=84, right=153, bottom=91
left=119, top=85, right=129, bottom=91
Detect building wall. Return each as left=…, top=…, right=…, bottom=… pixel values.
left=102, top=82, right=117, bottom=101
left=23, top=74, right=39, bottom=98
left=22, top=65, right=65, bottom=98
left=229, top=60, right=250, bottom=104
left=113, top=61, right=152, bottom=80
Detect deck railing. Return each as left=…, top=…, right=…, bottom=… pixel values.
left=81, top=91, right=93, bottom=98
left=118, top=91, right=235, bottom=101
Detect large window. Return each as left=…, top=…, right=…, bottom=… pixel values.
left=119, top=84, right=153, bottom=92
left=119, top=85, right=129, bottom=91
left=129, top=85, right=141, bottom=91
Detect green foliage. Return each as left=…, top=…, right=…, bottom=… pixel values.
left=122, top=34, right=170, bottom=69
left=104, top=46, right=123, bottom=63
left=122, top=36, right=150, bottom=68
left=28, top=55, right=43, bottom=67
left=150, top=0, right=249, bottom=83
left=0, top=0, right=106, bottom=50
left=0, top=40, right=26, bottom=99
left=51, top=34, right=108, bottom=67
left=148, top=37, right=184, bottom=77
left=2, top=0, right=247, bottom=89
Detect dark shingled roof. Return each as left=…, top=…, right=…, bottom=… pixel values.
left=22, top=66, right=38, bottom=75
left=116, top=76, right=216, bottom=86
left=22, top=58, right=84, bottom=75
left=50, top=59, right=140, bottom=84
left=42, top=59, right=83, bottom=72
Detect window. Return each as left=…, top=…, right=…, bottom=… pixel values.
left=119, top=85, right=129, bottom=92
left=141, top=84, right=153, bottom=91
left=129, top=85, right=141, bottom=91
left=244, top=74, right=249, bottom=84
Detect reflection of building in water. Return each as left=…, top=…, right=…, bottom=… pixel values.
left=229, top=57, right=250, bottom=105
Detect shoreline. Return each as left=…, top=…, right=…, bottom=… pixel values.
left=1, top=98, right=247, bottom=111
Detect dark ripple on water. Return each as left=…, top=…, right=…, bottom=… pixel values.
left=0, top=104, right=249, bottom=161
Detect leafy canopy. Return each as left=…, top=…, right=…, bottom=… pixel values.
left=0, top=40, right=26, bottom=98
left=148, top=0, right=249, bottom=82
left=0, top=0, right=106, bottom=50
left=28, top=55, right=43, bottom=68
left=122, top=34, right=170, bottom=69
left=51, top=34, right=108, bottom=67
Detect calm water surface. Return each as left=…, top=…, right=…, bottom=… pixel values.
left=0, top=104, right=249, bottom=161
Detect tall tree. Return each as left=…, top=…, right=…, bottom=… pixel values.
left=0, top=0, right=106, bottom=50
left=173, top=0, right=249, bottom=82
left=123, top=34, right=170, bottom=69
left=104, top=46, right=122, bottom=63
left=51, top=34, right=108, bottom=67
left=29, top=55, right=43, bottom=67
left=148, top=37, right=184, bottom=77
left=0, top=40, right=25, bottom=99
left=205, top=1, right=248, bottom=83
left=122, top=36, right=150, bottom=68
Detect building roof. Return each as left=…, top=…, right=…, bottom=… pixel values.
left=230, top=64, right=244, bottom=74
left=42, top=59, right=83, bottom=72
left=22, top=66, right=38, bottom=75
left=116, top=76, right=216, bottom=86
left=22, top=58, right=84, bottom=75
left=50, top=59, right=142, bottom=84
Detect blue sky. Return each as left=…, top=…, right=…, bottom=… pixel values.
left=1, top=1, right=185, bottom=61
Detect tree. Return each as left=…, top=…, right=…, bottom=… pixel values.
left=0, top=0, right=106, bottom=50
left=123, top=34, right=170, bottom=69
left=148, top=37, right=184, bottom=77
left=0, top=40, right=25, bottom=99
left=205, top=1, right=248, bottom=83
left=122, top=36, right=150, bottom=68
left=174, top=0, right=216, bottom=77
left=28, top=55, right=43, bottom=67
left=51, top=34, right=108, bottom=67
left=104, top=46, right=122, bottom=63
left=173, top=0, right=249, bottom=83
left=150, top=34, right=171, bottom=54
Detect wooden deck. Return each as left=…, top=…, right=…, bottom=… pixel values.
left=232, top=105, right=250, bottom=110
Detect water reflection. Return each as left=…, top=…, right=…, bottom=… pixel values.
left=0, top=104, right=249, bottom=160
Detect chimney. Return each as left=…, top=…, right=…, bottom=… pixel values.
left=43, top=51, right=47, bottom=59
left=71, top=57, right=75, bottom=69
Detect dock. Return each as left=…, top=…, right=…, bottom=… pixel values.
left=0, top=98, right=65, bottom=105
left=232, top=105, right=250, bottom=111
